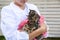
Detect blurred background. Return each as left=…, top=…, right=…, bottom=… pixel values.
left=0, top=0, right=60, bottom=40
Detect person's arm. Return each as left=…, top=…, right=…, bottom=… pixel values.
left=29, top=23, right=47, bottom=40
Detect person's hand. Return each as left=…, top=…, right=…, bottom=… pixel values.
left=29, top=15, right=47, bottom=40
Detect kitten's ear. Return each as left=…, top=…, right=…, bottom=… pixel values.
left=29, top=9, right=32, bottom=14
left=29, top=9, right=31, bottom=11
left=29, top=9, right=33, bottom=12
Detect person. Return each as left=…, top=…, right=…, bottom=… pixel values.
left=1, top=0, right=48, bottom=40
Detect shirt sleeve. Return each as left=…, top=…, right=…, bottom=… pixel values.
left=1, top=7, right=29, bottom=40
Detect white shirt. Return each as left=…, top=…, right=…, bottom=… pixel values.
left=1, top=2, right=41, bottom=40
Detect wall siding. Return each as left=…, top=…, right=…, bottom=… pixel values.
left=0, top=0, right=60, bottom=37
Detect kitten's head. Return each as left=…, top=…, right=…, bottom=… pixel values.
left=28, top=10, right=40, bottom=26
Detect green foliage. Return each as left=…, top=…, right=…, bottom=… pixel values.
left=0, top=36, right=5, bottom=40
left=0, top=36, right=60, bottom=40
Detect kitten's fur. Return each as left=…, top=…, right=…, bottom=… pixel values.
left=23, top=10, right=43, bottom=40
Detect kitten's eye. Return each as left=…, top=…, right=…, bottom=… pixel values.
left=27, top=30, right=28, bottom=32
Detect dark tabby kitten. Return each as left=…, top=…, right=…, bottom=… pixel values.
left=23, top=10, right=43, bottom=40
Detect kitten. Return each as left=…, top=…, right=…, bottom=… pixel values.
left=23, top=10, right=43, bottom=40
